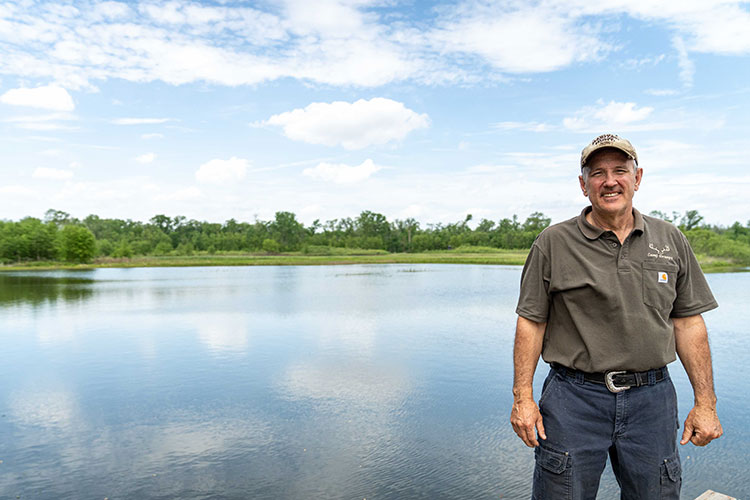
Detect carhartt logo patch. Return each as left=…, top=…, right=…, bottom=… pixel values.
left=658, top=272, right=669, bottom=283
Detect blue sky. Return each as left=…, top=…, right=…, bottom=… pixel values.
left=1, top=0, right=749, bottom=227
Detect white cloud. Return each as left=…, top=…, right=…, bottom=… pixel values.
left=33, top=167, right=74, bottom=180
left=645, top=88, right=679, bottom=96
left=303, top=159, right=382, bottom=184
left=0, top=0, right=748, bottom=91
left=3, top=112, right=78, bottom=130
left=156, top=186, right=204, bottom=201
left=141, top=133, right=164, bottom=139
left=563, top=100, right=654, bottom=131
left=432, top=5, right=607, bottom=73
left=92, top=1, right=132, bottom=20
left=136, top=152, right=156, bottom=163
left=195, top=157, right=249, bottom=184
left=112, top=117, right=171, bottom=125
left=493, top=121, right=554, bottom=132
left=265, top=98, right=429, bottom=150
left=0, top=185, right=36, bottom=196
left=0, top=85, right=74, bottom=111
left=672, top=36, right=695, bottom=88
left=16, top=122, right=79, bottom=131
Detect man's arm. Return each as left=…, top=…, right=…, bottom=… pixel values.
left=673, top=314, right=723, bottom=446
left=510, top=315, right=547, bottom=447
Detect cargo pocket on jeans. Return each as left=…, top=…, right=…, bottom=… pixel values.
left=532, top=445, right=571, bottom=500
left=659, top=454, right=682, bottom=499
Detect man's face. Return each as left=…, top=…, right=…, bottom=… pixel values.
left=578, top=149, right=642, bottom=218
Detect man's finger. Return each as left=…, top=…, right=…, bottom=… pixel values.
left=691, top=432, right=707, bottom=447
left=524, top=426, right=539, bottom=447
left=680, top=421, right=693, bottom=445
left=536, top=417, right=546, bottom=441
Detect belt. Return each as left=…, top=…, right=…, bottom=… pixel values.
left=552, top=363, right=667, bottom=393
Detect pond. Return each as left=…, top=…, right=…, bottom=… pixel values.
left=0, top=265, right=747, bottom=499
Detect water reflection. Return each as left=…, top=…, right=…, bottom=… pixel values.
left=0, top=266, right=747, bottom=499
left=0, top=273, right=95, bottom=306
left=189, top=312, right=251, bottom=355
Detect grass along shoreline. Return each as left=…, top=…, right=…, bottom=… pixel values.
left=0, top=246, right=744, bottom=273
left=1, top=247, right=527, bottom=271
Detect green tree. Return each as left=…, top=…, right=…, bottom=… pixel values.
left=269, top=211, right=305, bottom=251
left=679, top=210, right=704, bottom=231
left=648, top=210, right=673, bottom=222
left=44, top=209, right=74, bottom=226
left=522, top=212, right=551, bottom=233
left=60, top=225, right=96, bottom=263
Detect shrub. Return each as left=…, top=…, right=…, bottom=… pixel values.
left=262, top=238, right=280, bottom=253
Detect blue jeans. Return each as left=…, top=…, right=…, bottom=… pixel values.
left=532, top=365, right=682, bottom=500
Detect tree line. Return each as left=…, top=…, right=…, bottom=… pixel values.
left=1, top=208, right=748, bottom=265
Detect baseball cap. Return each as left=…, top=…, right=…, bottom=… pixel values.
left=580, top=134, right=638, bottom=168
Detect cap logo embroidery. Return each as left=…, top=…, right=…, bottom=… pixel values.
left=591, top=134, right=620, bottom=146
left=658, top=272, right=669, bottom=283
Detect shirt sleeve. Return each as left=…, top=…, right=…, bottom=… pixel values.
left=672, top=231, right=718, bottom=318
left=516, top=242, right=551, bottom=323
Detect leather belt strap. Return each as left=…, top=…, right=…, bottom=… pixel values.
left=552, top=363, right=666, bottom=390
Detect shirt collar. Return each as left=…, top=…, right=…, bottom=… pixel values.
left=577, top=206, right=644, bottom=240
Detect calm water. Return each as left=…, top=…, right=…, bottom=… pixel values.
left=0, top=265, right=747, bottom=500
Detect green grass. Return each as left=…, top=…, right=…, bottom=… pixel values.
left=0, top=247, right=744, bottom=272
left=0, top=248, right=529, bottom=270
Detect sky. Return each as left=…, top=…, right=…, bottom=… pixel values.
left=1, top=0, right=750, bottom=227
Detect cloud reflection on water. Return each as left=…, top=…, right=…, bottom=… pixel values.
left=189, top=312, right=251, bottom=355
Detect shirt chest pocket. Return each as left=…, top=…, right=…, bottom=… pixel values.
left=642, top=261, right=678, bottom=310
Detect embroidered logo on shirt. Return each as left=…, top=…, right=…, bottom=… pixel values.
left=648, top=243, right=675, bottom=261
left=658, top=272, right=669, bottom=283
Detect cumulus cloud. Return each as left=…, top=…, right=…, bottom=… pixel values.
left=32, top=167, right=74, bottom=180
left=265, top=98, right=429, bottom=150
left=0, top=85, right=74, bottom=111
left=563, top=100, right=654, bottom=132
left=303, top=159, right=382, bottom=184
left=195, top=157, right=249, bottom=184
left=135, top=152, right=156, bottom=163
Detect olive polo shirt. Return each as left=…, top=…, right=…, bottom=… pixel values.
left=516, top=206, right=718, bottom=373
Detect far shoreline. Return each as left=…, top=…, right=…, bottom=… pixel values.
left=0, top=248, right=744, bottom=273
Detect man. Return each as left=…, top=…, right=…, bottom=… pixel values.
left=510, top=134, right=723, bottom=499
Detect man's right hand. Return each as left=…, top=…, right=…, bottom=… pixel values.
left=510, top=398, right=546, bottom=447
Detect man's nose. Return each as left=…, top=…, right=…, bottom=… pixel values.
left=603, top=173, right=618, bottom=185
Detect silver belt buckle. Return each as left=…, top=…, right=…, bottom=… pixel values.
left=605, top=370, right=629, bottom=393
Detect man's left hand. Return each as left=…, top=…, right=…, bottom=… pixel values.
left=680, top=405, right=723, bottom=446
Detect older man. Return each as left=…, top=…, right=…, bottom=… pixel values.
left=510, top=134, right=722, bottom=499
